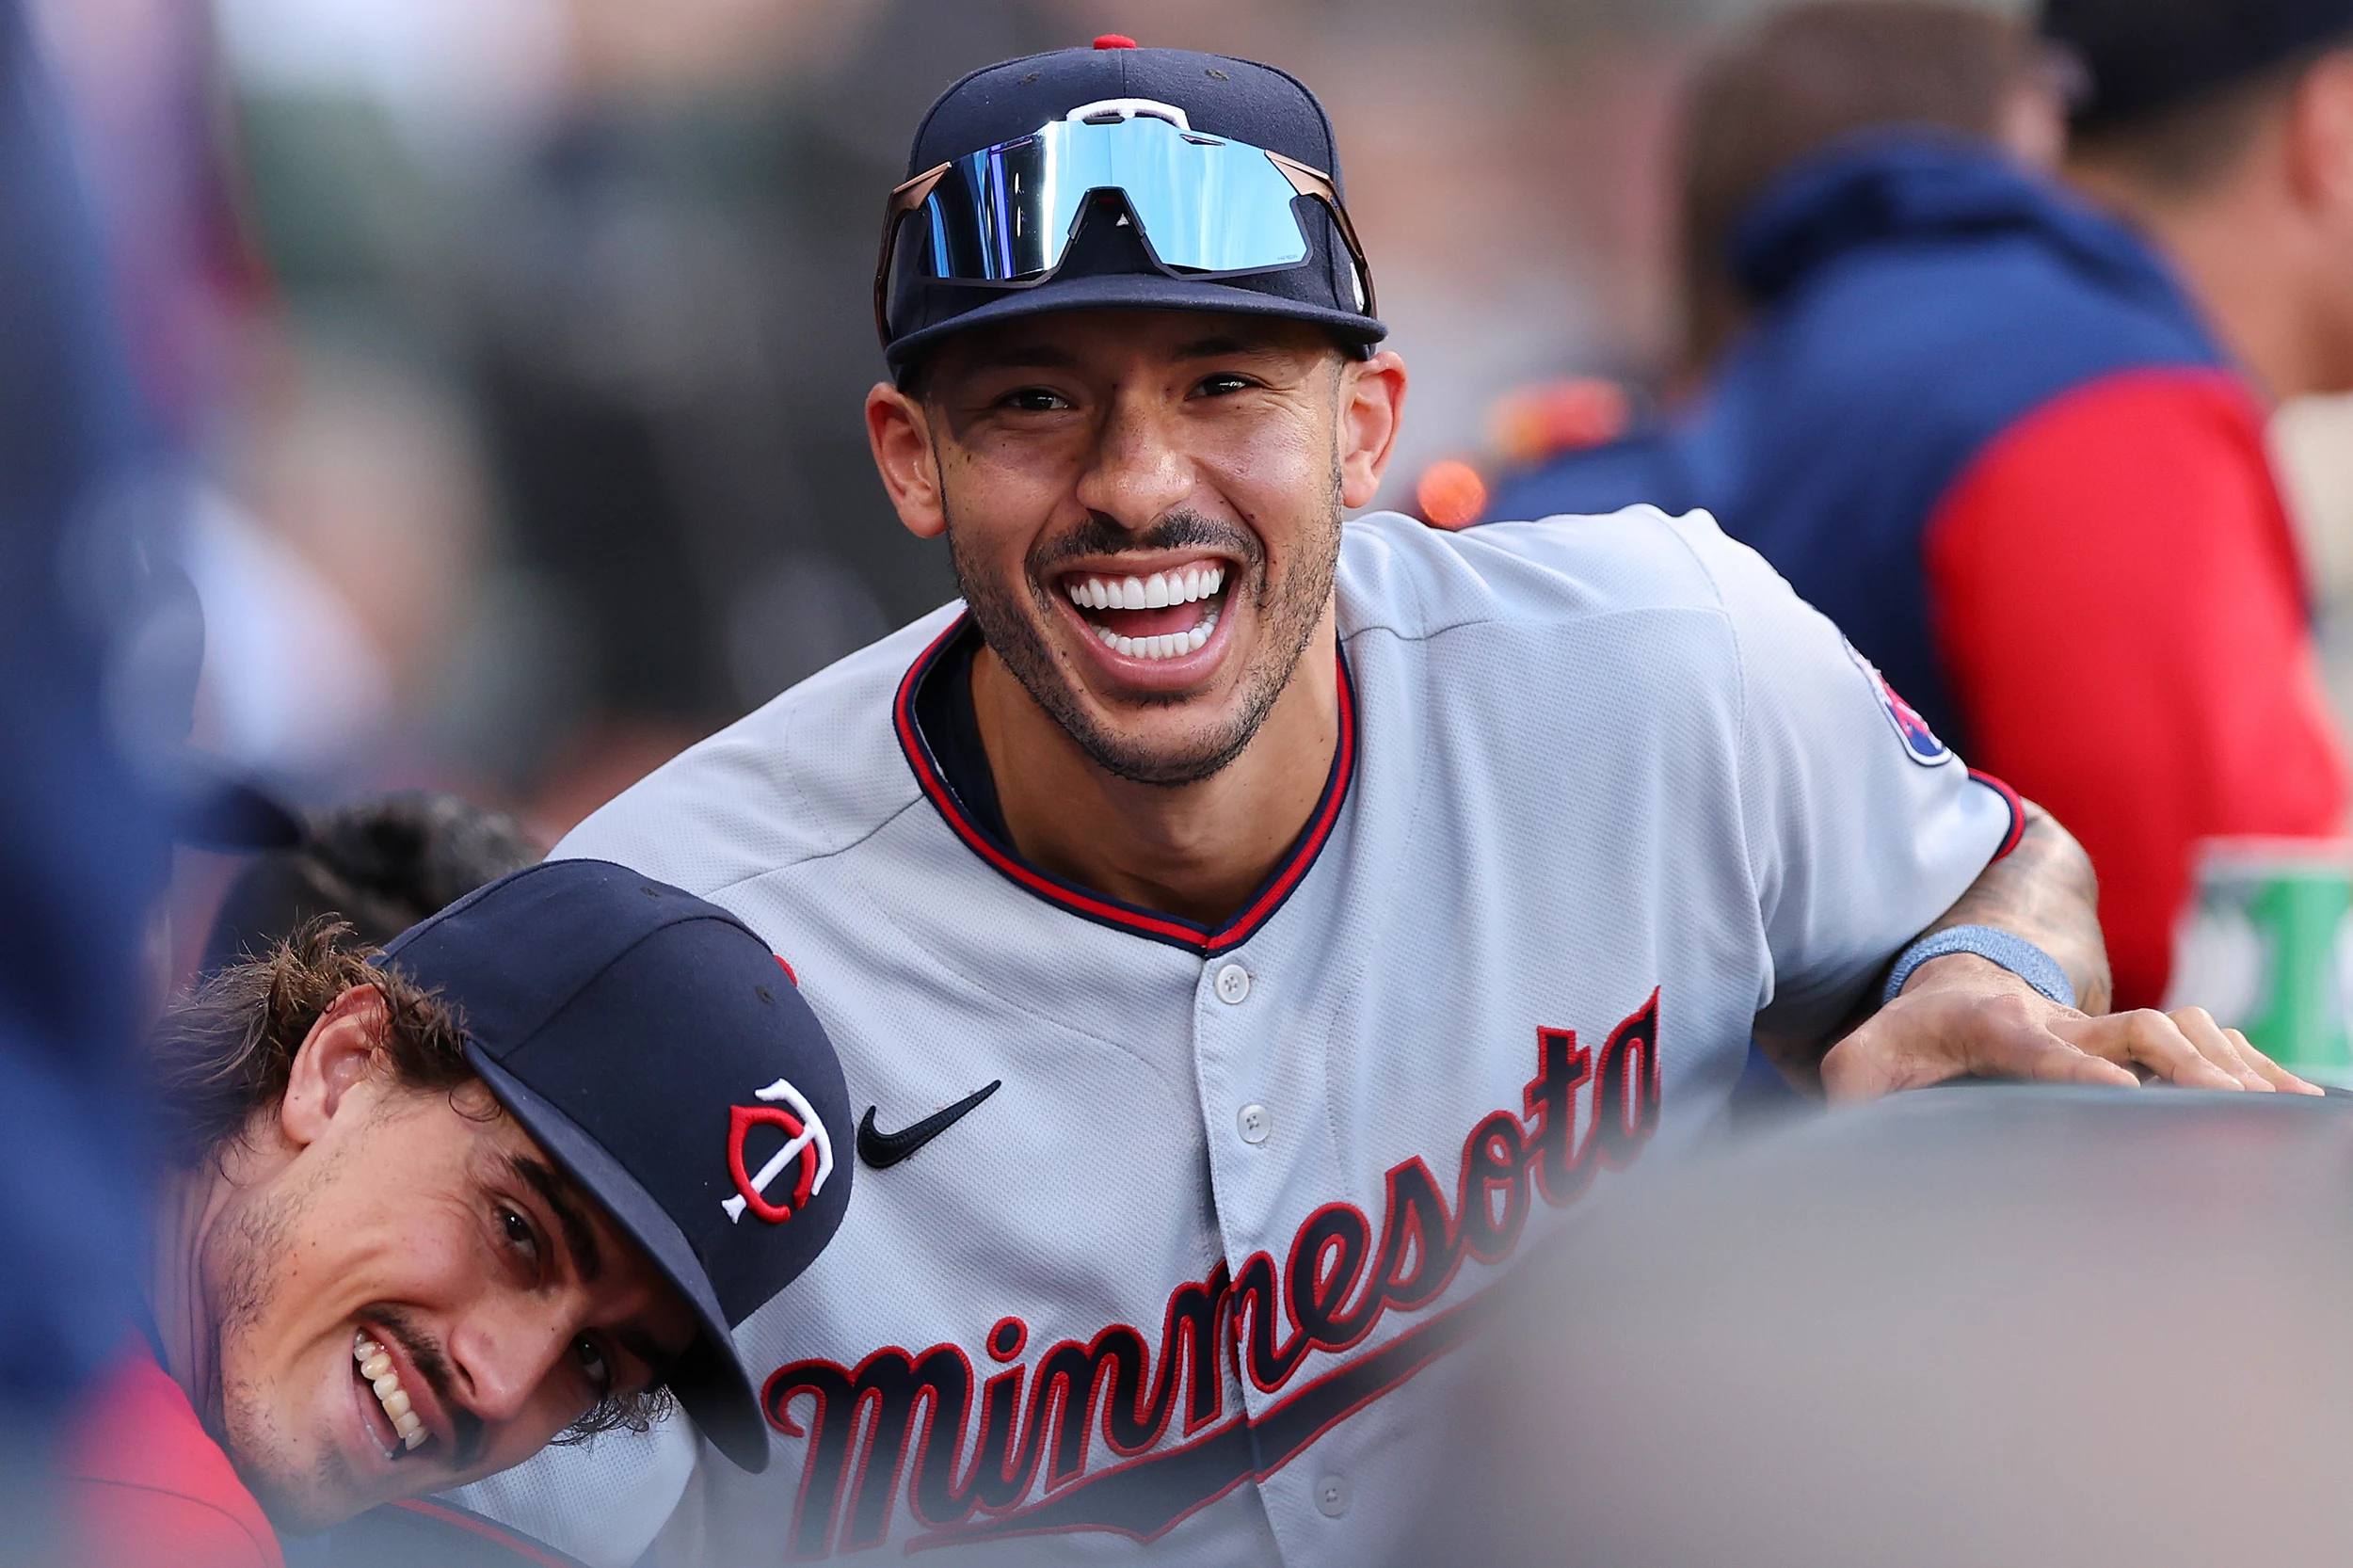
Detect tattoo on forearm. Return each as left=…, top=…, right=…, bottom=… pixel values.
left=1921, top=801, right=2112, bottom=1015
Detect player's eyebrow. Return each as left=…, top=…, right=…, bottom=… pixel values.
left=510, top=1154, right=603, bottom=1284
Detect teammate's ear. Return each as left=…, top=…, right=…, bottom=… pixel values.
left=866, top=381, right=948, bottom=541
left=1337, top=350, right=1407, bottom=511
left=279, top=984, right=392, bottom=1148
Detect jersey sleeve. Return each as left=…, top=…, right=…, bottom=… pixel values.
left=1666, top=511, right=2018, bottom=1040
left=1923, top=369, right=2350, bottom=1011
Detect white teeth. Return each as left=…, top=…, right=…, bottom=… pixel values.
left=354, top=1327, right=427, bottom=1453
left=1093, top=605, right=1220, bottom=661
left=1064, top=566, right=1229, bottom=612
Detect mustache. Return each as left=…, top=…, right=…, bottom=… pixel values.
left=1029, top=509, right=1265, bottom=576
left=369, top=1304, right=488, bottom=1471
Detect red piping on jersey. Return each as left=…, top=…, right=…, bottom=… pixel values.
left=1968, top=768, right=2026, bottom=859
left=893, top=614, right=1358, bottom=955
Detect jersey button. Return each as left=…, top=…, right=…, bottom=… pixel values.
left=1238, top=1103, right=1271, bottom=1144
left=1314, top=1474, right=1349, bottom=1517
left=1214, top=962, right=1252, bottom=1004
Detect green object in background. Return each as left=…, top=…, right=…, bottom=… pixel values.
left=2169, top=842, right=2353, bottom=1075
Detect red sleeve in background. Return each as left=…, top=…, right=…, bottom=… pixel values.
left=1924, top=367, right=2350, bottom=1011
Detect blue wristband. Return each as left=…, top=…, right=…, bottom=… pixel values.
left=1881, top=924, right=2077, bottom=1011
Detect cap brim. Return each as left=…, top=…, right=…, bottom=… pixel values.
left=467, top=1044, right=773, bottom=1473
left=885, top=270, right=1385, bottom=371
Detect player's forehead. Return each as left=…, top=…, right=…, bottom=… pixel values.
left=920, top=308, right=1342, bottom=386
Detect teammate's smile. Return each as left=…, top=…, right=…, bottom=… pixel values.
left=1059, top=561, right=1231, bottom=664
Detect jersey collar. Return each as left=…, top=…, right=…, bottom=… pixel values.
left=893, top=612, right=1358, bottom=955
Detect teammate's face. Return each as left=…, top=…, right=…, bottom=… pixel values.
left=868, top=310, right=1406, bottom=785
left=202, top=998, right=697, bottom=1533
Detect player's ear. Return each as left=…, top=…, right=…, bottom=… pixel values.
left=1336, top=349, right=1407, bottom=511
left=867, top=381, right=948, bottom=541
left=279, top=984, right=392, bottom=1148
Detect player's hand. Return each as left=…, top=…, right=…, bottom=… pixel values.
left=1820, top=952, right=2323, bottom=1103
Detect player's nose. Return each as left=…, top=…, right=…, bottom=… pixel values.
left=1074, top=386, right=1192, bottom=529
left=444, top=1298, right=576, bottom=1427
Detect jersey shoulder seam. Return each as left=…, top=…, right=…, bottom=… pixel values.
left=698, top=789, right=931, bottom=903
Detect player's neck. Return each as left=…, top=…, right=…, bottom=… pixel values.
left=971, top=614, right=1341, bottom=931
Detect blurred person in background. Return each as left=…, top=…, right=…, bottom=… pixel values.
left=200, top=791, right=542, bottom=978
left=57, top=861, right=854, bottom=1568
left=1491, top=0, right=2352, bottom=1014
left=0, top=0, right=182, bottom=1552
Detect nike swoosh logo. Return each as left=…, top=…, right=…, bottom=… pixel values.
left=857, top=1080, right=1002, bottom=1169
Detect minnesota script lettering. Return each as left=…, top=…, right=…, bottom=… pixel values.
left=763, top=990, right=1664, bottom=1556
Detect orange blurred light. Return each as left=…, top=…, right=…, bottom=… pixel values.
left=1489, top=377, right=1633, bottom=468
left=1417, top=459, right=1489, bottom=531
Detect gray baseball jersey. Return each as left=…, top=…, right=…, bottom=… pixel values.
left=472, top=505, right=2014, bottom=1563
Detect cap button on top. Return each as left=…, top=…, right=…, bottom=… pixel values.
left=1093, top=33, right=1138, bottom=49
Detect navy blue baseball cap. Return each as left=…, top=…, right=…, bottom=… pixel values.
left=877, top=36, right=1385, bottom=373
left=375, top=858, right=852, bottom=1472
left=2042, top=0, right=2353, bottom=129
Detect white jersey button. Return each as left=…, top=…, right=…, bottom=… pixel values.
left=1237, top=1103, right=1271, bottom=1144
left=1213, top=962, right=1252, bottom=1004
left=1314, top=1474, right=1350, bottom=1518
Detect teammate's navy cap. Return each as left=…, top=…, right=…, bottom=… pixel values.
left=375, top=858, right=852, bottom=1473
left=877, top=35, right=1384, bottom=372
left=2041, top=0, right=2353, bottom=129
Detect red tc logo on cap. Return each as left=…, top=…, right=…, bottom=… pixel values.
left=722, top=1078, right=835, bottom=1224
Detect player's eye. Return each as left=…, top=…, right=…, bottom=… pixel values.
left=999, top=387, right=1073, bottom=413
left=1193, top=372, right=1256, bottom=398
left=499, top=1206, right=539, bottom=1262
left=574, top=1336, right=613, bottom=1394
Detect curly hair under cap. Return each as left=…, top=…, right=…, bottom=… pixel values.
left=150, top=918, right=674, bottom=1439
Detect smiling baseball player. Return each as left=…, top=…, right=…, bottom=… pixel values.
left=470, top=37, right=2310, bottom=1566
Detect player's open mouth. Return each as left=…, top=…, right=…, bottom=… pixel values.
left=1059, top=563, right=1228, bottom=663
left=352, top=1325, right=437, bottom=1462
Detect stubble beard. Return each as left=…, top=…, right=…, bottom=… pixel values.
left=947, top=461, right=1346, bottom=790
left=203, top=1149, right=353, bottom=1532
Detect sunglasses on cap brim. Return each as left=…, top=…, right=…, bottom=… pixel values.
left=874, top=98, right=1378, bottom=347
